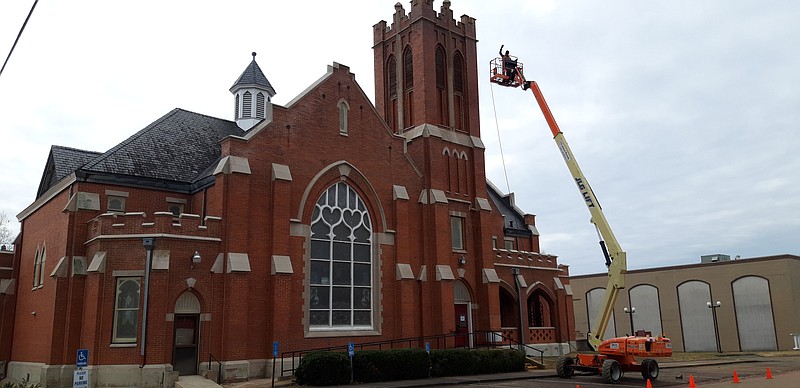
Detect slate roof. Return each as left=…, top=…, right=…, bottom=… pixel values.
left=230, top=54, right=276, bottom=96
left=487, top=182, right=533, bottom=237
left=37, top=109, right=244, bottom=197
left=37, top=146, right=103, bottom=197
left=80, top=109, right=244, bottom=184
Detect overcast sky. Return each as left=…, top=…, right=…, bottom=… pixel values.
left=1, top=1, right=797, bottom=275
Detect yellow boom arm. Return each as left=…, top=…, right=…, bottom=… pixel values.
left=526, top=81, right=627, bottom=351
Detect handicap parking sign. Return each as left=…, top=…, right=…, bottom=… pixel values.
left=76, top=349, right=88, bottom=368
left=348, top=342, right=354, bottom=357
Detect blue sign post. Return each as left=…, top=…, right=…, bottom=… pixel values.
left=271, top=341, right=279, bottom=387
left=74, top=349, right=89, bottom=388
left=348, top=342, right=355, bottom=384
left=425, top=342, right=430, bottom=354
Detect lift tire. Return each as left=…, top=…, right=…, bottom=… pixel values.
left=555, top=356, right=574, bottom=378
left=641, top=359, right=659, bottom=381
left=602, top=359, right=623, bottom=384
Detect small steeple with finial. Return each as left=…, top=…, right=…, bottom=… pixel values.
left=230, top=52, right=276, bottom=130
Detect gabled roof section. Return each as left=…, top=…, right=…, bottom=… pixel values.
left=230, top=53, right=276, bottom=96
left=80, top=108, right=244, bottom=184
left=486, top=181, right=533, bottom=237
left=37, top=146, right=102, bottom=197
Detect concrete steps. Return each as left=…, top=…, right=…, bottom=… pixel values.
left=175, top=375, right=222, bottom=388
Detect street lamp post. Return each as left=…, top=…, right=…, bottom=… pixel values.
left=707, top=301, right=722, bottom=353
left=623, top=307, right=636, bottom=336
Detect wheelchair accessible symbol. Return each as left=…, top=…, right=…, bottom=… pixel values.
left=76, top=349, right=88, bottom=368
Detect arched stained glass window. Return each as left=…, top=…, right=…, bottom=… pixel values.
left=309, top=182, right=373, bottom=329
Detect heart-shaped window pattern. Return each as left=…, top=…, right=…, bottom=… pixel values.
left=309, top=182, right=374, bottom=329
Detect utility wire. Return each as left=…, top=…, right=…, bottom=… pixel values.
left=489, top=81, right=512, bottom=194
left=0, top=0, right=40, bottom=80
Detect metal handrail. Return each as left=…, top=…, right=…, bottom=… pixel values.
left=208, top=353, right=222, bottom=384
left=279, top=330, right=546, bottom=377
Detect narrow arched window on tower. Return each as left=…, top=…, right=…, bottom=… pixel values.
left=403, top=47, right=414, bottom=128
left=387, top=56, right=398, bottom=132
left=453, top=52, right=465, bottom=131
left=243, top=91, right=252, bottom=118
left=338, top=99, right=349, bottom=135
left=435, top=46, right=449, bottom=127
left=256, top=92, right=265, bottom=119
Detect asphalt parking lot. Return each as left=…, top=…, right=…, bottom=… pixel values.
left=225, top=352, right=800, bottom=387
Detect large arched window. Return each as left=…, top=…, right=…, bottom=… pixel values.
left=309, top=182, right=373, bottom=329
left=113, top=278, right=141, bottom=343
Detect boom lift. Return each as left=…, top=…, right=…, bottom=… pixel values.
left=489, top=51, right=672, bottom=384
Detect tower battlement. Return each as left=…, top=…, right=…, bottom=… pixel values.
left=373, top=0, right=476, bottom=44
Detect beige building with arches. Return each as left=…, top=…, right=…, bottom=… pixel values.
left=569, top=254, right=800, bottom=352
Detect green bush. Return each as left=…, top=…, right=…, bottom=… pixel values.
left=294, top=351, right=351, bottom=386
left=353, top=348, right=430, bottom=382
left=294, top=348, right=525, bottom=385
left=430, top=349, right=524, bottom=377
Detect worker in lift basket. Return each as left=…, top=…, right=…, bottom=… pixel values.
left=499, top=45, right=517, bottom=84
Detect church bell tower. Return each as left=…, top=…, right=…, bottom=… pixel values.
left=373, top=0, right=480, bottom=137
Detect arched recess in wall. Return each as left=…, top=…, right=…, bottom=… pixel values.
left=628, top=284, right=663, bottom=336
left=586, top=287, right=616, bottom=340
left=498, top=282, right=517, bottom=328
left=732, top=276, right=777, bottom=351
left=442, top=147, right=453, bottom=192
left=677, top=280, right=717, bottom=352
left=527, top=283, right=557, bottom=344
left=458, top=151, right=469, bottom=194
left=175, top=291, right=201, bottom=314
left=454, top=279, right=472, bottom=304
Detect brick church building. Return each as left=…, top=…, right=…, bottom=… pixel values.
left=2, top=1, right=574, bottom=386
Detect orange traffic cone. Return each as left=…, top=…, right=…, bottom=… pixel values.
left=733, top=370, right=740, bottom=383
left=689, top=374, right=697, bottom=388
left=766, top=367, right=773, bottom=379
left=646, top=378, right=653, bottom=388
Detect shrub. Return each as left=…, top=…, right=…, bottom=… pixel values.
left=353, top=348, right=430, bottom=383
left=430, top=349, right=524, bottom=377
left=294, top=351, right=351, bottom=386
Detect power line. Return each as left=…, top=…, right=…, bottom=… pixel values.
left=0, top=0, right=40, bottom=80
